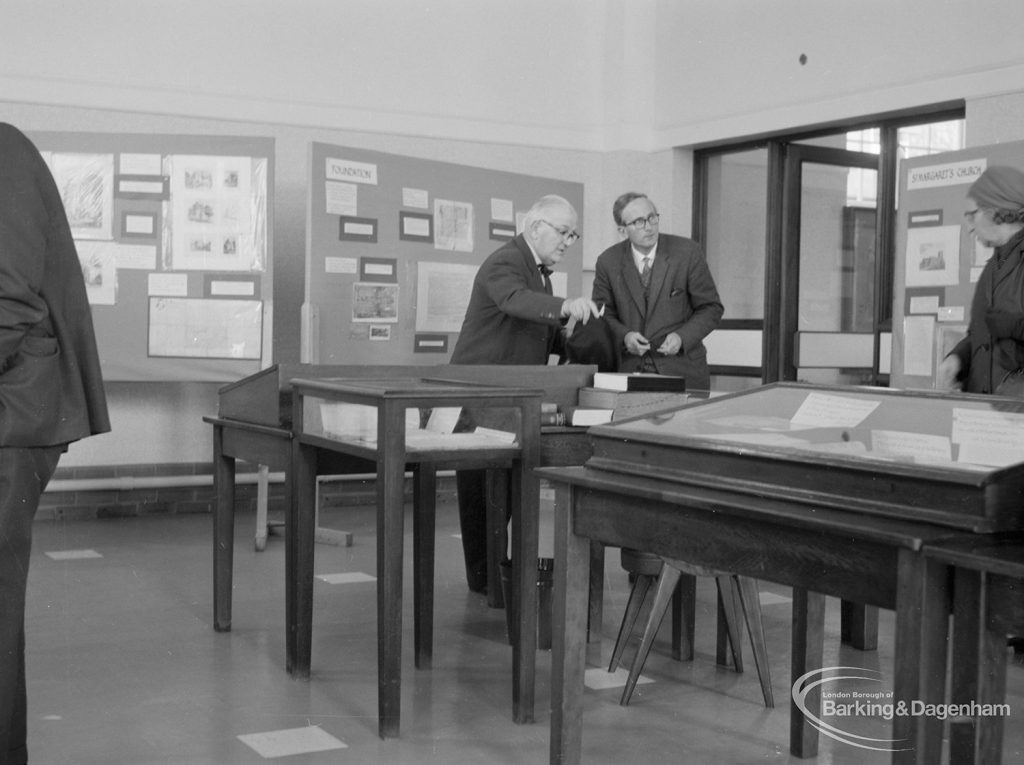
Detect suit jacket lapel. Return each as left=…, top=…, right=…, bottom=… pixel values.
left=514, top=236, right=547, bottom=292
left=646, top=240, right=670, bottom=308
left=620, top=242, right=647, bottom=314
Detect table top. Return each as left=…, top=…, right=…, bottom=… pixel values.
left=923, top=531, right=1024, bottom=578
left=202, top=415, right=293, bottom=439
left=291, top=376, right=545, bottom=402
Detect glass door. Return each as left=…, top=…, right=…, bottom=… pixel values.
left=778, top=144, right=880, bottom=384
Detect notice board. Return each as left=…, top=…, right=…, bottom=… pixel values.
left=304, top=143, right=584, bottom=365
left=30, top=131, right=274, bottom=382
left=892, top=140, right=1024, bottom=389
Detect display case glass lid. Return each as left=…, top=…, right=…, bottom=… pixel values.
left=592, top=382, right=1024, bottom=474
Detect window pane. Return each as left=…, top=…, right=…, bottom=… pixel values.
left=704, top=149, right=767, bottom=320
left=895, top=120, right=966, bottom=197
left=897, top=119, right=964, bottom=160
left=798, top=164, right=878, bottom=330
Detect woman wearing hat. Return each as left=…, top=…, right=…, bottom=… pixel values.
left=937, top=165, right=1024, bottom=394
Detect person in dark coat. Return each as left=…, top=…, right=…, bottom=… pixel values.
left=0, top=123, right=111, bottom=765
left=937, top=165, right=1024, bottom=394
left=449, top=194, right=598, bottom=593
left=592, top=192, right=723, bottom=390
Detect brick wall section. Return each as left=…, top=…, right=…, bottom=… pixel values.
left=36, top=463, right=457, bottom=521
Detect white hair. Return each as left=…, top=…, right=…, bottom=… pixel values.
left=523, top=194, right=576, bottom=230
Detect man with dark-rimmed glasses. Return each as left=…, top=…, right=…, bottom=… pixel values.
left=592, top=192, right=723, bottom=390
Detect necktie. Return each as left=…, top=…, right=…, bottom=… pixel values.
left=539, top=263, right=553, bottom=293
left=640, top=257, right=651, bottom=290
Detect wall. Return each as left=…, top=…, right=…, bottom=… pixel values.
left=0, top=1, right=609, bottom=151
left=966, top=93, right=1024, bottom=147
left=652, top=0, right=1024, bottom=148
left=5, top=2, right=1024, bottom=153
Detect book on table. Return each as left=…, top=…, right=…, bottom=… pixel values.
left=567, top=407, right=615, bottom=426
left=592, top=372, right=686, bottom=392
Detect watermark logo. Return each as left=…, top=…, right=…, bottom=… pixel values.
left=792, top=666, right=1011, bottom=753
left=792, top=666, right=909, bottom=753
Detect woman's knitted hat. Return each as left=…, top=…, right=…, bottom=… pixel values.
left=967, top=165, right=1024, bottom=211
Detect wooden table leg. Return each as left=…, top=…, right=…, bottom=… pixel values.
left=377, top=412, right=406, bottom=738
left=841, top=600, right=879, bottom=651
left=587, top=541, right=604, bottom=645
left=950, top=569, right=1008, bottom=764
left=511, top=459, right=538, bottom=725
left=413, top=464, right=436, bottom=670
left=790, top=587, right=825, bottom=758
left=485, top=468, right=509, bottom=609
left=893, top=549, right=948, bottom=765
left=212, top=425, right=236, bottom=632
left=974, top=577, right=1011, bottom=764
left=550, top=482, right=587, bottom=765
left=288, top=438, right=317, bottom=678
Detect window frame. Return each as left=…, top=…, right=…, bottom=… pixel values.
left=692, top=101, right=966, bottom=384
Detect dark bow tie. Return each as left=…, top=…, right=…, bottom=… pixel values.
left=538, top=264, right=553, bottom=278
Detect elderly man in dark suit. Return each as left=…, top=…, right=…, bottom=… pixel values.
left=450, top=194, right=598, bottom=593
left=0, top=123, right=111, bottom=765
left=593, top=192, right=723, bottom=390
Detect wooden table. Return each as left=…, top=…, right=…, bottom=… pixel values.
left=290, top=377, right=543, bottom=738
left=540, top=466, right=956, bottom=765
left=919, top=533, right=1024, bottom=764
left=207, top=362, right=595, bottom=637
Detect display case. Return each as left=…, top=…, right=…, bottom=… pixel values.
left=585, top=382, right=1024, bottom=532
left=295, top=376, right=536, bottom=458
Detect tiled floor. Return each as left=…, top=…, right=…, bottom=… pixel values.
left=23, top=494, right=1024, bottom=764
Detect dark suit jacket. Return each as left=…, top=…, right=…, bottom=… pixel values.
left=0, top=123, right=110, bottom=446
left=450, top=235, right=565, bottom=365
left=592, top=233, right=723, bottom=389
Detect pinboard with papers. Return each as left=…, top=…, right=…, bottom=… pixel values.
left=304, top=142, right=584, bottom=366
left=30, top=130, right=274, bottom=382
left=892, top=139, right=1024, bottom=389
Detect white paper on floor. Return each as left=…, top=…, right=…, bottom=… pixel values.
left=584, top=667, right=654, bottom=690
left=237, top=725, right=347, bottom=758
left=44, top=549, right=103, bottom=560
left=316, top=571, right=376, bottom=584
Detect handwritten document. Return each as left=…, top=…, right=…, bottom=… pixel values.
left=791, top=392, right=880, bottom=428
left=952, top=408, right=1024, bottom=466
left=871, top=430, right=951, bottom=464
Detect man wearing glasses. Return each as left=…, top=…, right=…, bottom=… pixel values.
left=450, top=194, right=598, bottom=593
left=592, top=192, right=723, bottom=390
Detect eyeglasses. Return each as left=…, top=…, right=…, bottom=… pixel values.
left=624, top=213, right=660, bottom=229
left=538, top=219, right=580, bottom=244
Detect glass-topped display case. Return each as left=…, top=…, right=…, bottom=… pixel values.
left=585, top=382, right=1024, bottom=532
left=294, top=376, right=540, bottom=456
